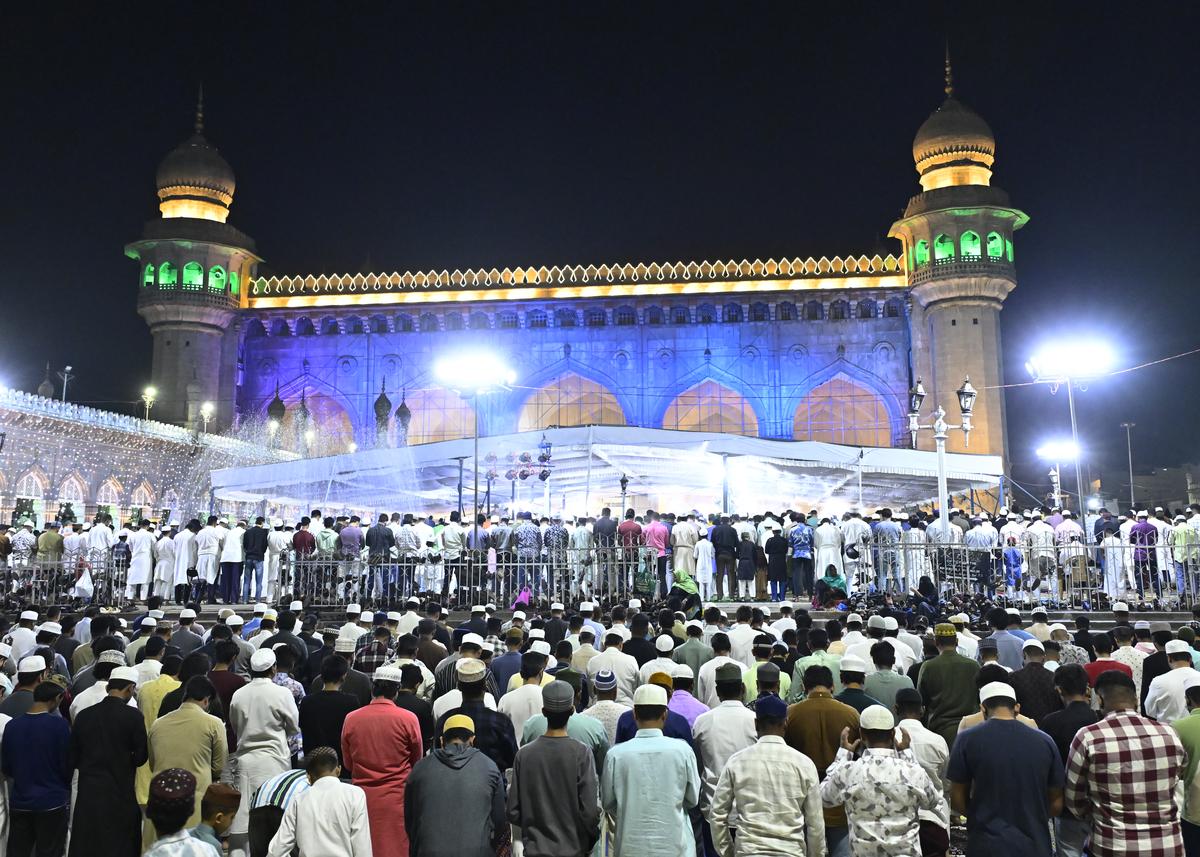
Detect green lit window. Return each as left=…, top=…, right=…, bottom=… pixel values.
left=933, top=234, right=955, bottom=261
left=1005, top=239, right=1014, bottom=262
left=143, top=264, right=154, bottom=287
left=960, top=231, right=981, bottom=258
left=986, top=231, right=1004, bottom=259
left=158, top=261, right=177, bottom=288
left=230, top=271, right=240, bottom=295
left=208, top=265, right=227, bottom=293
left=914, top=240, right=929, bottom=266
left=182, top=262, right=204, bottom=290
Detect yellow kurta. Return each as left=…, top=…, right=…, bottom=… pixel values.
left=146, top=701, right=227, bottom=825
left=135, top=674, right=180, bottom=804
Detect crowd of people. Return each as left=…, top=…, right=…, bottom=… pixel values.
left=5, top=499, right=1200, bottom=615
left=1, top=586, right=1200, bottom=856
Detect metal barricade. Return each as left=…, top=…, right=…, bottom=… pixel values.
left=281, top=545, right=661, bottom=609
left=3, top=552, right=127, bottom=608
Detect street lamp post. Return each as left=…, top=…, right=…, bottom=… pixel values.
left=1026, top=341, right=1114, bottom=517
left=435, top=353, right=516, bottom=537
left=1120, top=422, right=1136, bottom=509
left=907, top=377, right=977, bottom=538
left=619, top=473, right=629, bottom=518
left=1036, top=442, right=1078, bottom=511
left=141, top=386, right=157, bottom=420
left=199, top=401, right=214, bottom=433
left=57, top=365, right=73, bottom=403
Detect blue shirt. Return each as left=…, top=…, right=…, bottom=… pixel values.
left=614, top=709, right=693, bottom=749
left=489, top=651, right=522, bottom=697
left=601, top=728, right=700, bottom=857
left=788, top=524, right=813, bottom=559
left=1, top=711, right=71, bottom=811
left=947, top=718, right=1063, bottom=857
left=983, top=630, right=1025, bottom=671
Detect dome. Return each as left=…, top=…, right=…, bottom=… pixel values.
left=374, top=383, right=392, bottom=420
left=266, top=383, right=286, bottom=422
left=911, top=97, right=996, bottom=191
left=395, top=397, right=411, bottom=428
left=156, top=134, right=236, bottom=199
left=154, top=95, right=237, bottom=222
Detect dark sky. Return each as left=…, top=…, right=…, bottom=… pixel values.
left=2, top=3, right=1198, bottom=496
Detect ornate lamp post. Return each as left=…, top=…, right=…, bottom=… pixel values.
left=199, top=401, right=214, bottom=433
left=141, top=386, right=157, bottom=420
left=907, top=377, right=976, bottom=537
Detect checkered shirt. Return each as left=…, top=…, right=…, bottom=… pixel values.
left=353, top=640, right=392, bottom=678
left=1065, top=709, right=1187, bottom=857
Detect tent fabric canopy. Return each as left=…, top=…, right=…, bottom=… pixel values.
left=210, top=426, right=1003, bottom=515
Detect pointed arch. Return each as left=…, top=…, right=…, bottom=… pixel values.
left=517, top=372, right=627, bottom=432
left=933, top=234, right=955, bottom=261
left=158, top=261, right=178, bottom=288
left=182, top=261, right=204, bottom=289
left=785, top=361, right=904, bottom=447
left=14, top=470, right=47, bottom=499
left=913, top=239, right=930, bottom=266
left=96, top=477, right=123, bottom=506
left=143, top=264, right=155, bottom=287
left=208, top=265, right=227, bottom=292
left=130, top=480, right=156, bottom=510
left=661, top=380, right=759, bottom=437
left=986, top=231, right=1004, bottom=259
left=960, top=230, right=981, bottom=258
left=56, top=473, right=87, bottom=505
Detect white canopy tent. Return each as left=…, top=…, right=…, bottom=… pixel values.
left=210, top=425, right=1003, bottom=518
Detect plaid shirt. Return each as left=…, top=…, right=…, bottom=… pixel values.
left=1065, top=709, right=1187, bottom=857
left=353, top=641, right=393, bottom=678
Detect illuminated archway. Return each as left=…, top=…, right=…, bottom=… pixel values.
left=277, top=392, right=356, bottom=454
left=390, top=388, right=476, bottom=446
left=663, top=381, right=758, bottom=437
left=517, top=373, right=626, bottom=431
left=793, top=374, right=893, bottom=447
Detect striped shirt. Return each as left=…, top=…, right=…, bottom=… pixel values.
left=250, top=768, right=310, bottom=810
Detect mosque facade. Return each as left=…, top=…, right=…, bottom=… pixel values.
left=127, top=76, right=1027, bottom=466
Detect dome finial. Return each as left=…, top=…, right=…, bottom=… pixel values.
left=194, top=82, right=205, bottom=136
left=944, top=42, right=954, bottom=98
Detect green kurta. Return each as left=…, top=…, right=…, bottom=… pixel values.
left=916, top=650, right=981, bottom=749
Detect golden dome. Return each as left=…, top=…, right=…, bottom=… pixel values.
left=155, top=93, right=237, bottom=222
left=911, top=97, right=995, bottom=191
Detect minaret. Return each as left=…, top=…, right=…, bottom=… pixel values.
left=125, top=90, right=261, bottom=429
left=889, top=54, right=1028, bottom=458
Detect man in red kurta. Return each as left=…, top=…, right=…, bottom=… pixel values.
left=342, top=664, right=424, bottom=857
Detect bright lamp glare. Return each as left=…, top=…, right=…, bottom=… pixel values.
left=434, top=353, right=516, bottom=393
left=1036, top=441, right=1080, bottom=461
left=1026, top=341, right=1115, bottom=381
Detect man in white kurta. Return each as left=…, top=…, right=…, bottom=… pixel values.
left=670, top=516, right=699, bottom=579
left=172, top=525, right=198, bottom=604
left=153, top=529, right=176, bottom=601
left=813, top=519, right=844, bottom=580
left=229, top=649, right=301, bottom=855
left=266, top=751, right=371, bottom=857
left=193, top=518, right=225, bottom=602
left=266, top=522, right=291, bottom=602
left=87, top=518, right=115, bottom=565
left=126, top=520, right=156, bottom=601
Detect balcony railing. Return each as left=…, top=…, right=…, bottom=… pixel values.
left=909, top=257, right=1014, bottom=286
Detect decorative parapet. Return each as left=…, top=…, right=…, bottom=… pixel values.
left=0, top=386, right=294, bottom=461
left=250, top=254, right=904, bottom=297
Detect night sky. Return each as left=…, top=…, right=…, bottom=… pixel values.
left=3, top=4, right=1197, bottom=496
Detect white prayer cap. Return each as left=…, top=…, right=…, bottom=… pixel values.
left=1155, top=506, right=1165, bottom=513
left=628, top=599, right=642, bottom=610
left=480, top=641, right=494, bottom=654
left=18, top=655, right=46, bottom=673
left=227, top=614, right=244, bottom=627
left=99, top=650, right=126, bottom=666
left=860, top=705, right=894, bottom=731
left=461, top=633, right=485, bottom=648
left=470, top=605, right=486, bottom=614
left=512, top=611, right=526, bottom=621
left=1166, top=640, right=1192, bottom=656
left=530, top=640, right=552, bottom=657
left=289, top=600, right=304, bottom=611
left=527, top=629, right=546, bottom=640
left=109, top=666, right=139, bottom=684
left=1048, top=623, right=1068, bottom=634
left=779, top=601, right=794, bottom=610
left=0, top=643, right=11, bottom=658
left=347, top=603, right=362, bottom=614
left=37, top=622, right=62, bottom=635
left=272, top=518, right=284, bottom=527
left=19, top=610, right=38, bottom=622
left=866, top=616, right=887, bottom=630
left=149, top=609, right=165, bottom=619
left=672, top=663, right=694, bottom=679
left=1113, top=602, right=1130, bottom=612
left=334, top=636, right=357, bottom=653
left=253, top=603, right=268, bottom=614
left=374, top=665, right=404, bottom=683
left=406, top=596, right=421, bottom=606
left=250, top=649, right=277, bottom=671
left=979, top=681, right=1016, bottom=703
left=1062, top=510, right=1073, bottom=517
left=846, top=613, right=863, bottom=624
left=263, top=609, right=278, bottom=621
left=655, top=635, right=675, bottom=652
left=579, top=601, right=594, bottom=612
left=180, top=608, right=197, bottom=619
left=359, top=611, right=373, bottom=622
left=882, top=617, right=899, bottom=631
left=1022, top=638, right=1044, bottom=651
left=387, top=612, right=402, bottom=622
left=141, top=617, right=158, bottom=628
left=550, top=602, right=565, bottom=611
left=839, top=656, right=868, bottom=673
left=632, top=685, right=668, bottom=706
left=485, top=603, right=497, bottom=612
left=1005, top=607, right=1021, bottom=617
left=1137, top=510, right=1149, bottom=518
